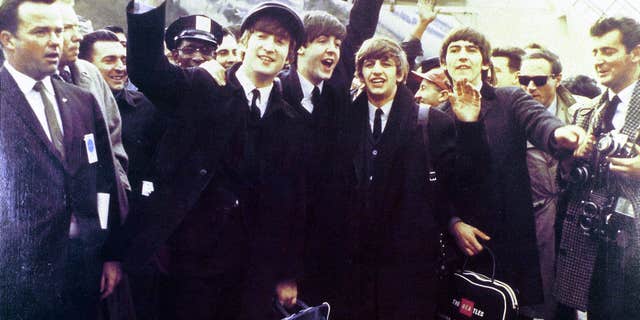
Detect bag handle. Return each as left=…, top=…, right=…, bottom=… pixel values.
left=274, top=298, right=310, bottom=317
left=462, top=245, right=497, bottom=282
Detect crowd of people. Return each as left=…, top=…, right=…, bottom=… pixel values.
left=0, top=0, right=639, bottom=319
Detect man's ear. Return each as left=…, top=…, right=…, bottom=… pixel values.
left=438, top=89, right=450, bottom=103
left=297, top=45, right=306, bottom=56
left=554, top=73, right=563, bottom=88
left=630, top=44, right=640, bottom=64
left=0, top=30, right=15, bottom=51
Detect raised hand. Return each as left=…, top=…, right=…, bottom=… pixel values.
left=417, top=0, right=439, bottom=24
left=450, top=79, right=482, bottom=122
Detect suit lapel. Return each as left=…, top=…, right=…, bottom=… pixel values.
left=0, top=68, right=66, bottom=165
left=374, top=86, right=415, bottom=173
left=350, top=93, right=369, bottom=186
left=621, top=80, right=640, bottom=139
left=478, top=83, right=497, bottom=121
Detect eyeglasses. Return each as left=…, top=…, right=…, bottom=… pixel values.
left=518, top=75, right=555, bottom=87
left=177, top=46, right=216, bottom=57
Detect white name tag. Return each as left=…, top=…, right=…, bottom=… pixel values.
left=141, top=181, right=155, bottom=197
left=83, top=133, right=98, bottom=164
left=97, top=193, right=110, bottom=229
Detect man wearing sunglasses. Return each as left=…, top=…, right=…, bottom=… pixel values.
left=164, top=14, right=224, bottom=68
left=519, top=48, right=589, bottom=320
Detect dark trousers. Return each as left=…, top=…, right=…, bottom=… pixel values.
left=62, top=239, right=103, bottom=320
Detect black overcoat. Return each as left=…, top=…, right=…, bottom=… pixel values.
left=439, top=84, right=564, bottom=306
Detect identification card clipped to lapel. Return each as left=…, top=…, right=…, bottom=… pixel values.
left=83, top=133, right=98, bottom=164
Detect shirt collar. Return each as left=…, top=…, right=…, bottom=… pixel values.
left=610, top=82, right=635, bottom=105
left=547, top=96, right=558, bottom=117
left=368, top=98, right=393, bottom=120
left=3, top=61, right=55, bottom=97
left=297, top=71, right=323, bottom=99
left=235, top=66, right=273, bottom=107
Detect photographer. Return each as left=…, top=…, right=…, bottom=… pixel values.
left=555, top=16, right=640, bottom=320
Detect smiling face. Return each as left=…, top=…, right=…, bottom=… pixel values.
left=216, top=34, right=239, bottom=69
left=0, top=1, right=63, bottom=80
left=90, top=40, right=127, bottom=91
left=241, top=29, right=291, bottom=85
left=442, top=40, right=487, bottom=86
left=591, top=29, right=640, bottom=93
left=360, top=57, right=399, bottom=107
left=297, top=34, right=341, bottom=85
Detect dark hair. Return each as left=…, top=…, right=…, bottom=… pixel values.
left=523, top=48, right=562, bottom=75
left=590, top=17, right=640, bottom=53
left=523, top=42, right=545, bottom=51
left=227, top=24, right=242, bottom=40
left=79, top=29, right=120, bottom=61
left=302, top=11, right=346, bottom=44
left=0, top=0, right=56, bottom=34
left=439, top=27, right=493, bottom=84
left=561, top=75, right=602, bottom=99
left=103, top=25, right=125, bottom=35
left=492, top=46, right=525, bottom=72
left=240, top=16, right=297, bottom=61
left=355, top=36, right=409, bottom=83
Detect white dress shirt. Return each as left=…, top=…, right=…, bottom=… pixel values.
left=610, top=83, right=635, bottom=131
left=4, top=61, right=64, bottom=141
left=297, top=71, right=323, bottom=114
left=368, top=99, right=393, bottom=134
left=235, top=68, right=273, bottom=118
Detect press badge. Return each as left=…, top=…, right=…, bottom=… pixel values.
left=83, top=133, right=98, bottom=164
left=141, top=181, right=155, bottom=197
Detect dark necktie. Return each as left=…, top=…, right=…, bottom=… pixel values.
left=249, top=89, right=261, bottom=123
left=33, top=81, right=65, bottom=159
left=311, top=86, right=321, bottom=113
left=58, top=69, right=73, bottom=83
left=602, top=95, right=621, bottom=132
left=373, top=108, right=383, bottom=141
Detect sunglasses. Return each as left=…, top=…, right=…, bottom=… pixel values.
left=518, top=75, right=555, bottom=87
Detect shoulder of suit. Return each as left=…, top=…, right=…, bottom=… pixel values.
left=74, top=59, right=102, bottom=77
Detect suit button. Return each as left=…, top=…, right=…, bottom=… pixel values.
left=372, top=150, right=378, bottom=156
left=199, top=169, right=207, bottom=176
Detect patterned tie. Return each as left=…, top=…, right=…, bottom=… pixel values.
left=373, top=108, right=383, bottom=141
left=33, top=81, right=65, bottom=159
left=249, top=89, right=261, bottom=123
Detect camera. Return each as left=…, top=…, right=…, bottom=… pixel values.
left=568, top=132, right=637, bottom=244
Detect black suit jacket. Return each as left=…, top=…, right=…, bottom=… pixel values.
left=126, top=4, right=308, bottom=318
left=0, top=68, right=124, bottom=319
left=323, top=84, right=453, bottom=319
left=439, top=84, right=564, bottom=305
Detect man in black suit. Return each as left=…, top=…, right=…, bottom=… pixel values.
left=126, top=1, right=307, bottom=319
left=0, top=0, right=124, bottom=319
left=275, top=1, right=384, bottom=307
left=436, top=27, right=585, bottom=317
left=331, top=36, right=455, bottom=319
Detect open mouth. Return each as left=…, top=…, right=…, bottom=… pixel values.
left=456, top=65, right=471, bottom=70
left=320, top=58, right=335, bottom=68
left=369, top=78, right=386, bottom=86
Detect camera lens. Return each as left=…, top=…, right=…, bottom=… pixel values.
left=580, top=201, right=600, bottom=231
left=596, top=134, right=618, bottom=156
left=570, top=166, right=590, bottom=185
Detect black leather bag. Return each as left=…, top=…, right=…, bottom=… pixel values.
left=436, top=247, right=519, bottom=320
left=275, top=300, right=330, bottom=320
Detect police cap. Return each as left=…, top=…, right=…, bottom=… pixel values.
left=165, top=14, right=224, bottom=51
